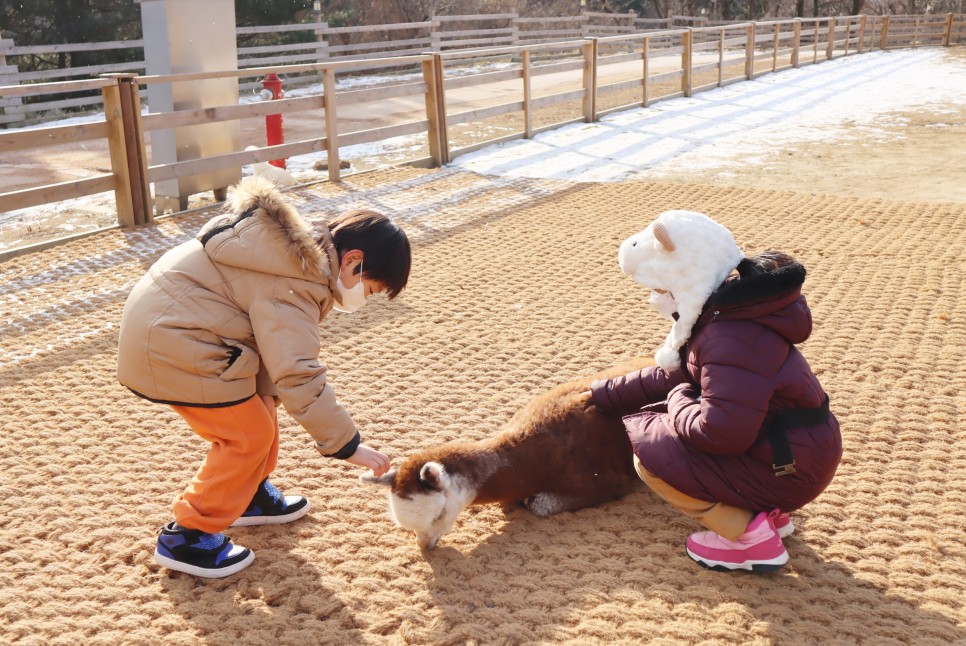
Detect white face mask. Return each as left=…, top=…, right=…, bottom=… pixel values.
left=333, top=262, right=368, bottom=314
left=648, top=290, right=677, bottom=320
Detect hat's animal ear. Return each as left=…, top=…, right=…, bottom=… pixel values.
left=360, top=469, right=397, bottom=487
left=653, top=221, right=676, bottom=252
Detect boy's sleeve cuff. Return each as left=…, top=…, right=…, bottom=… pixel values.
left=318, top=432, right=361, bottom=459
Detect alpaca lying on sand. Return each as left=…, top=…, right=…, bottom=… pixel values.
left=361, top=358, right=649, bottom=549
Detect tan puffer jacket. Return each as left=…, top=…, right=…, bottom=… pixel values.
left=117, top=176, right=358, bottom=457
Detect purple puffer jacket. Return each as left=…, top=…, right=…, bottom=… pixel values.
left=591, top=255, right=842, bottom=512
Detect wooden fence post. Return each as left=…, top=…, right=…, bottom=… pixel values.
left=0, top=39, right=26, bottom=126
left=879, top=15, right=890, bottom=50
left=624, top=10, right=637, bottom=52
left=421, top=57, right=444, bottom=166
left=314, top=21, right=329, bottom=61
left=102, top=79, right=135, bottom=228
left=433, top=53, right=450, bottom=163
left=827, top=18, right=836, bottom=60
left=943, top=13, right=954, bottom=46
left=522, top=49, right=533, bottom=138
left=101, top=74, right=151, bottom=227
left=321, top=67, right=341, bottom=182
left=745, top=23, right=756, bottom=80
left=791, top=19, right=802, bottom=68
left=119, top=75, right=151, bottom=225
left=843, top=16, right=852, bottom=56
left=857, top=15, right=867, bottom=53
left=813, top=20, right=820, bottom=62
left=511, top=13, right=520, bottom=46
left=642, top=35, right=650, bottom=107
left=771, top=24, right=780, bottom=72
left=582, top=38, right=597, bottom=122
left=430, top=14, right=441, bottom=51
left=718, top=28, right=725, bottom=86
left=682, top=29, right=693, bottom=97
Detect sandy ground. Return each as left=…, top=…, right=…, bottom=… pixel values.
left=2, top=162, right=965, bottom=644
left=1, top=48, right=965, bottom=645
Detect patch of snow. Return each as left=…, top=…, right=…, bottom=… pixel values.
left=452, top=49, right=966, bottom=182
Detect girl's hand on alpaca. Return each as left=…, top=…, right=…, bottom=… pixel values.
left=577, top=390, right=597, bottom=412
left=346, top=443, right=391, bottom=477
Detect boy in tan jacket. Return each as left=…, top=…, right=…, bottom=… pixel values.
left=117, top=176, right=411, bottom=578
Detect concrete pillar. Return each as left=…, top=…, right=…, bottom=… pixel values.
left=137, top=0, right=241, bottom=213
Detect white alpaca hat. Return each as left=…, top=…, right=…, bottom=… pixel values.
left=617, top=210, right=744, bottom=371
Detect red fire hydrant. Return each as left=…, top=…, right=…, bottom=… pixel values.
left=261, top=73, right=285, bottom=169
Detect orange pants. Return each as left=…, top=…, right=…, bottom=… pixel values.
left=170, top=395, right=279, bottom=534
left=634, top=455, right=753, bottom=541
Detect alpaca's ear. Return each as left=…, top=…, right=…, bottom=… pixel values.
left=419, top=462, right=450, bottom=492
left=360, top=469, right=397, bottom=487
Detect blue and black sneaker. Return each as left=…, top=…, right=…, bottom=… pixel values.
left=230, top=478, right=311, bottom=527
left=154, top=522, right=254, bottom=578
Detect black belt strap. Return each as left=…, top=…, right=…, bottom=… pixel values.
left=767, top=394, right=830, bottom=477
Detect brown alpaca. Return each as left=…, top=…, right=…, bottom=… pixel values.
left=361, top=358, right=650, bottom=549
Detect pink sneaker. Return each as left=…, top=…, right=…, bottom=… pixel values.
left=774, top=512, right=794, bottom=538
left=686, top=509, right=789, bottom=573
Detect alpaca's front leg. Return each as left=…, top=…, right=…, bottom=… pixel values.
left=523, top=491, right=619, bottom=516
left=523, top=492, right=565, bottom=516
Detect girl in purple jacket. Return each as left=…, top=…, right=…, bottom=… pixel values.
left=591, top=210, right=841, bottom=573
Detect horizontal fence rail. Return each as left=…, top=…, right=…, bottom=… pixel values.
left=0, top=11, right=708, bottom=127
left=0, top=13, right=961, bottom=124
left=0, top=12, right=963, bottom=258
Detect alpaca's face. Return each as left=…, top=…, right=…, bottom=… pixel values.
left=361, top=461, right=476, bottom=550
left=388, top=488, right=453, bottom=550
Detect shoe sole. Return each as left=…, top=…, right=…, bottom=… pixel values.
left=230, top=499, right=312, bottom=527
left=154, top=549, right=255, bottom=578
left=686, top=547, right=789, bottom=573
left=776, top=519, right=795, bottom=539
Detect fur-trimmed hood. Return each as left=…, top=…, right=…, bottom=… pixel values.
left=117, top=175, right=358, bottom=454
left=698, top=252, right=811, bottom=345
left=712, top=254, right=806, bottom=307
left=198, top=176, right=339, bottom=285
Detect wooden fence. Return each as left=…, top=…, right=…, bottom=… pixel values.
left=0, top=12, right=711, bottom=127
left=0, top=13, right=963, bottom=258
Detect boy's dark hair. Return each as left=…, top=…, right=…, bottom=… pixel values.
left=327, top=209, right=411, bottom=299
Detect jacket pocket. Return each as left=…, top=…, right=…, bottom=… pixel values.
left=218, top=340, right=260, bottom=382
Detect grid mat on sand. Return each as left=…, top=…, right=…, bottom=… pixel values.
left=1, top=166, right=964, bottom=645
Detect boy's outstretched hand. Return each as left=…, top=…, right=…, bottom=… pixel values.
left=346, top=443, right=391, bottom=477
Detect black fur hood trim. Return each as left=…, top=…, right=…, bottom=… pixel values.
left=711, top=254, right=806, bottom=308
